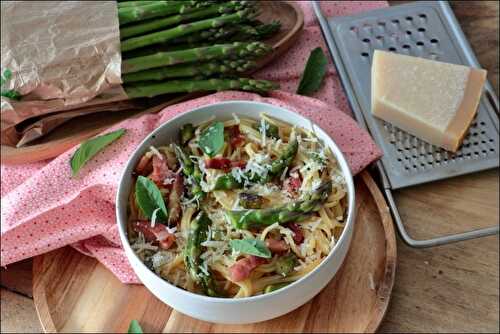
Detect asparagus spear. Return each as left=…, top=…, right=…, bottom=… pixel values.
left=184, top=211, right=218, bottom=296
left=213, top=174, right=242, bottom=191
left=239, top=192, right=265, bottom=209
left=253, top=120, right=279, bottom=139
left=120, top=2, right=250, bottom=39
left=229, top=21, right=282, bottom=41
left=168, top=21, right=281, bottom=46
left=275, top=253, right=298, bottom=276
left=226, top=181, right=333, bottom=229
left=118, top=1, right=219, bottom=9
left=267, top=139, right=298, bottom=177
left=168, top=26, right=239, bottom=45
left=123, top=59, right=256, bottom=83
left=212, top=139, right=298, bottom=190
left=121, top=9, right=256, bottom=51
left=119, top=1, right=213, bottom=26
left=124, top=78, right=278, bottom=98
left=122, top=42, right=271, bottom=73
left=173, top=145, right=204, bottom=200
left=180, top=123, right=195, bottom=145
left=118, top=1, right=157, bottom=8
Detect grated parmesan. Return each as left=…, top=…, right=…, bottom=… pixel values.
left=200, top=240, right=226, bottom=248
left=232, top=113, right=240, bottom=124
left=150, top=208, right=161, bottom=227
left=151, top=251, right=172, bottom=270
left=280, top=166, right=289, bottom=181
left=149, top=146, right=163, bottom=160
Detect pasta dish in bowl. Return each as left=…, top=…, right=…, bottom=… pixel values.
left=116, top=101, right=355, bottom=323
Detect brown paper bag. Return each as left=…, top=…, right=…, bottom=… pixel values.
left=0, top=1, right=128, bottom=146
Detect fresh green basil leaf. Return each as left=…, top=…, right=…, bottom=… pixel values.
left=70, top=129, right=126, bottom=176
left=198, top=122, right=224, bottom=157
left=230, top=238, right=271, bottom=258
left=3, top=69, right=12, bottom=80
left=1, top=69, right=11, bottom=85
left=135, top=175, right=168, bottom=221
left=1, top=89, right=21, bottom=100
left=296, top=47, right=328, bottom=96
left=128, top=319, right=143, bottom=334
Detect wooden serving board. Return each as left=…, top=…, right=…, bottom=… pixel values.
left=1, top=1, right=304, bottom=165
left=32, top=171, right=397, bottom=333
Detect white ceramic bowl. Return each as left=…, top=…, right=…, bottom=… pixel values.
left=116, top=101, right=356, bottom=324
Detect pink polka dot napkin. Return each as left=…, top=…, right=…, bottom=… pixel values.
left=0, top=1, right=386, bottom=283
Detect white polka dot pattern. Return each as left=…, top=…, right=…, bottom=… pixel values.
left=0, top=1, right=387, bottom=283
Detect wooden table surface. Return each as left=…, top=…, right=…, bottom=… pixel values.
left=1, top=1, right=499, bottom=333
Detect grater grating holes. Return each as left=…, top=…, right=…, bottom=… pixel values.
left=381, top=115, right=498, bottom=174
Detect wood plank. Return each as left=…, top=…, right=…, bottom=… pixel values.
left=0, top=288, right=42, bottom=333
left=0, top=258, right=33, bottom=297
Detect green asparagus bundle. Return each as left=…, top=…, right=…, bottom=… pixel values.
left=115, top=0, right=281, bottom=99
left=226, top=181, right=333, bottom=230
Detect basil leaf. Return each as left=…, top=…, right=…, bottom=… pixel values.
left=3, top=69, right=12, bottom=81
left=1, top=69, right=21, bottom=99
left=1, top=89, right=21, bottom=100
left=128, top=320, right=143, bottom=334
left=230, top=238, right=271, bottom=259
left=135, top=175, right=168, bottom=221
left=296, top=47, right=328, bottom=96
left=198, top=122, right=224, bottom=157
left=70, top=129, right=126, bottom=176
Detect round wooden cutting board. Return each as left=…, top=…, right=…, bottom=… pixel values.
left=32, top=171, right=397, bottom=333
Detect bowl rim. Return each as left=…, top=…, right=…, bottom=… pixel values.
left=116, top=100, right=356, bottom=304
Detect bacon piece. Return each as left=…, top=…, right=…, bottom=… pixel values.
left=149, top=154, right=175, bottom=187
left=132, top=220, right=175, bottom=250
left=167, top=174, right=184, bottom=226
left=283, top=176, right=302, bottom=197
left=230, top=160, right=247, bottom=169
left=228, top=125, right=245, bottom=148
left=265, top=238, right=289, bottom=253
left=205, top=158, right=247, bottom=172
left=229, top=255, right=267, bottom=282
left=135, top=154, right=153, bottom=176
left=205, top=157, right=232, bottom=170
left=287, top=223, right=304, bottom=245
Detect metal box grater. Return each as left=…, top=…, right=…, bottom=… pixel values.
left=313, top=1, right=499, bottom=247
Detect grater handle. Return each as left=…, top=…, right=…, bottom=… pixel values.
left=384, top=185, right=499, bottom=248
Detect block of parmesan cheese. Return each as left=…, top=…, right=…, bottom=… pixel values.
left=371, top=50, right=487, bottom=152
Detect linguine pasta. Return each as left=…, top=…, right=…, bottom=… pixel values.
left=128, top=113, right=347, bottom=298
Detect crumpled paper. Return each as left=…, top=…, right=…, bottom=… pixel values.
left=0, top=1, right=127, bottom=145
